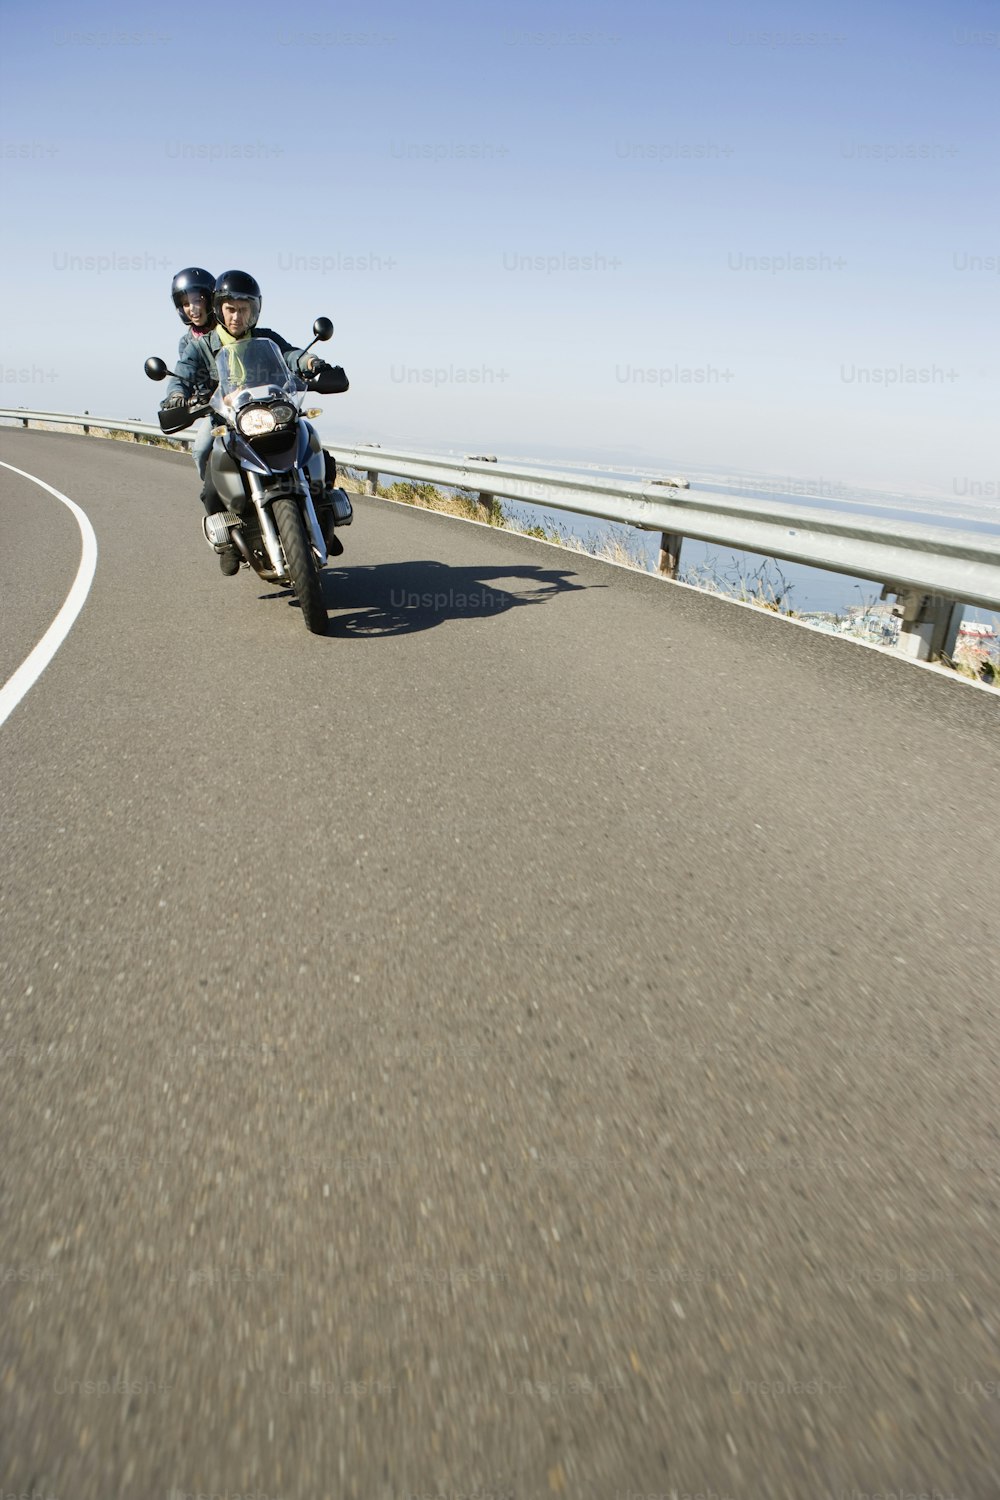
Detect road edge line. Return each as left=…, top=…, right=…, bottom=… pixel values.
left=0, top=460, right=99, bottom=729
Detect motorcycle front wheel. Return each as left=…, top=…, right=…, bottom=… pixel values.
left=272, top=496, right=328, bottom=635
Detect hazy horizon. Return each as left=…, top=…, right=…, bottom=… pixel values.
left=1, top=0, right=996, bottom=514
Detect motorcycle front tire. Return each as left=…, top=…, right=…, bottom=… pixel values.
left=272, top=496, right=328, bottom=635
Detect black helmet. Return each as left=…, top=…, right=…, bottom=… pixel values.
left=213, top=270, right=261, bottom=330
left=171, top=266, right=216, bottom=326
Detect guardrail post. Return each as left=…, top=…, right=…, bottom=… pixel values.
left=478, top=491, right=495, bottom=520
left=886, top=587, right=964, bottom=662
left=21, top=416, right=28, bottom=428
left=366, top=470, right=379, bottom=496
left=658, top=532, right=683, bottom=579
left=83, top=410, right=90, bottom=435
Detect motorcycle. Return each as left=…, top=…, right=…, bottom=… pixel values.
left=145, top=318, right=352, bottom=634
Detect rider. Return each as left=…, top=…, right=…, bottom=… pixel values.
left=169, top=266, right=217, bottom=483
left=161, top=270, right=346, bottom=574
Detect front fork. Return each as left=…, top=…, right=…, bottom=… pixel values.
left=246, top=471, right=328, bottom=574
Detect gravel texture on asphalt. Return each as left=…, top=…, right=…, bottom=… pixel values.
left=2, top=430, right=999, bottom=1499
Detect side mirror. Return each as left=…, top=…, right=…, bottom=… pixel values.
left=313, top=317, right=334, bottom=342
left=145, top=357, right=169, bottom=381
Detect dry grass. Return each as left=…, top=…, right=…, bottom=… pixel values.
left=340, top=469, right=504, bottom=525
left=680, top=553, right=798, bottom=615
left=99, top=427, right=182, bottom=451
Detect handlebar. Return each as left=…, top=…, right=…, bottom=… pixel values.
left=157, top=366, right=347, bottom=434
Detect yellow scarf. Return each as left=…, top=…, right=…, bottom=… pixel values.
left=216, top=324, right=251, bottom=386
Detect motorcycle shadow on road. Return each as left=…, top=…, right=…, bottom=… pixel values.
left=289, top=557, right=600, bottom=638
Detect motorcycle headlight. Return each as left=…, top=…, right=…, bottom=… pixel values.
left=238, top=406, right=277, bottom=437
left=270, top=403, right=295, bottom=426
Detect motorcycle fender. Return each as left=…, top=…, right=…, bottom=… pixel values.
left=227, top=431, right=274, bottom=476
left=252, top=463, right=326, bottom=565
left=251, top=432, right=300, bottom=472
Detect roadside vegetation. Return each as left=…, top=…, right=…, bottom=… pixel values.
left=945, top=633, right=1000, bottom=686
left=105, top=424, right=183, bottom=451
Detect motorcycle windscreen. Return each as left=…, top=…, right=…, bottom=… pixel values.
left=216, top=339, right=304, bottom=407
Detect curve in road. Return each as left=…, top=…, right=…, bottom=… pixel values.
left=0, top=457, right=98, bottom=729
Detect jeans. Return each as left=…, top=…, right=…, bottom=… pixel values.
left=191, top=416, right=213, bottom=480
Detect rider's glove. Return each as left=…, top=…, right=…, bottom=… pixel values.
left=310, top=364, right=349, bottom=394
left=301, top=355, right=327, bottom=375
left=161, top=392, right=186, bottom=409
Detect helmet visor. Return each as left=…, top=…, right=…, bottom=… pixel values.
left=215, top=295, right=260, bottom=334
left=179, top=289, right=211, bottom=321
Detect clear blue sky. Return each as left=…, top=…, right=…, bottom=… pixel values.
left=1, top=0, right=997, bottom=504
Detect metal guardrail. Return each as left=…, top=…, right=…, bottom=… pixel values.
left=335, top=443, right=1000, bottom=662
left=4, top=408, right=999, bottom=663
left=0, top=409, right=179, bottom=444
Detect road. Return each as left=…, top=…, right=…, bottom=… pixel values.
left=2, top=428, right=999, bottom=1500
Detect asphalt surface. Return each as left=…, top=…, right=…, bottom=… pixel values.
left=2, top=428, right=999, bottom=1500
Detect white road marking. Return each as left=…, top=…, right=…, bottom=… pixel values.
left=0, top=460, right=99, bottom=729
